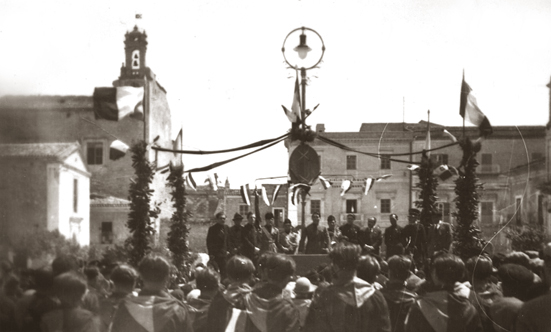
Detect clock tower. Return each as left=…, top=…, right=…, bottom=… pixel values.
left=117, top=25, right=148, bottom=84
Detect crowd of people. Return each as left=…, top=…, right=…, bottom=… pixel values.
left=1, top=208, right=551, bottom=331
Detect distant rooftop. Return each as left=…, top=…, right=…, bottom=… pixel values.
left=0, top=142, right=81, bottom=160
left=90, top=193, right=131, bottom=207
left=0, top=95, right=93, bottom=109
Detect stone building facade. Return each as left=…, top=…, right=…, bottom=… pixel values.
left=288, top=120, right=550, bottom=253
left=0, top=26, right=174, bottom=248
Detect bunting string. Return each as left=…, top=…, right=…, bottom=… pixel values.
left=152, top=133, right=288, bottom=155
left=316, top=135, right=460, bottom=164
left=185, top=134, right=289, bottom=174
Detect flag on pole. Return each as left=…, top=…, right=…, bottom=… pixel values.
left=460, top=75, right=493, bottom=137
left=109, top=140, right=129, bottom=160
left=240, top=184, right=251, bottom=205
left=261, top=186, right=270, bottom=206
left=291, top=73, right=301, bottom=121
left=376, top=174, right=392, bottom=182
left=206, top=174, right=218, bottom=191
left=340, top=180, right=352, bottom=196
left=364, top=177, right=374, bottom=195
left=93, top=87, right=144, bottom=121
left=442, top=129, right=457, bottom=143
left=186, top=173, right=197, bottom=191
left=319, top=175, right=332, bottom=189
left=281, top=106, right=297, bottom=123
left=425, top=111, right=431, bottom=157
left=271, top=185, right=281, bottom=205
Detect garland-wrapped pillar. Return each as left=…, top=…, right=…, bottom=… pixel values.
left=452, top=138, right=486, bottom=260
left=415, top=151, right=439, bottom=230
left=126, top=141, right=159, bottom=266
left=166, top=164, right=190, bottom=273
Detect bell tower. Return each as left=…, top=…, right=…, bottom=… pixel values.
left=119, top=26, right=148, bottom=81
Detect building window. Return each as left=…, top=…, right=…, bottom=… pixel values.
left=73, top=179, right=78, bottom=213
left=311, top=200, right=321, bottom=216
left=515, top=197, right=522, bottom=225
left=380, top=199, right=391, bottom=213
left=239, top=205, right=249, bottom=217
left=273, top=208, right=285, bottom=226
left=532, top=152, right=543, bottom=161
left=132, top=50, right=140, bottom=69
left=346, top=200, right=357, bottom=214
left=481, top=153, right=492, bottom=165
left=87, top=142, right=103, bottom=165
left=480, top=202, right=493, bottom=226
left=101, top=222, right=113, bottom=244
left=431, top=154, right=448, bottom=166
left=346, top=155, right=357, bottom=170
left=380, top=156, right=391, bottom=169
left=437, top=202, right=451, bottom=223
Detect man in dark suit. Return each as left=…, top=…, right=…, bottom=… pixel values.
left=206, top=212, right=230, bottom=280
left=402, top=208, right=427, bottom=271
left=339, top=213, right=361, bottom=245
left=426, top=214, right=453, bottom=258
left=298, top=212, right=330, bottom=254
left=227, top=213, right=244, bottom=256
left=384, top=213, right=405, bottom=259
left=360, top=217, right=383, bottom=255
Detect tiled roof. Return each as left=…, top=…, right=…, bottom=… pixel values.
left=0, top=95, right=93, bottom=109
left=0, top=142, right=80, bottom=159
left=90, top=194, right=131, bottom=206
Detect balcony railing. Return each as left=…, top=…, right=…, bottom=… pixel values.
left=340, top=213, right=364, bottom=222
left=479, top=164, right=500, bottom=174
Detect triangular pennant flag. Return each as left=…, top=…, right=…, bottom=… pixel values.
left=364, top=177, right=375, bottom=195
left=291, top=71, right=302, bottom=121
left=435, top=165, right=458, bottom=181
left=281, top=105, right=297, bottom=123
left=260, top=186, right=270, bottom=206
left=240, top=184, right=251, bottom=206
left=271, top=185, right=281, bottom=205
left=442, top=129, right=457, bottom=143
left=93, top=86, right=144, bottom=121
left=109, top=139, right=129, bottom=160
left=407, top=164, right=420, bottom=171
left=377, top=174, right=392, bottom=181
left=460, top=74, right=493, bottom=137
left=319, top=175, right=332, bottom=189
left=340, top=180, right=352, bottom=196
left=186, top=173, right=197, bottom=191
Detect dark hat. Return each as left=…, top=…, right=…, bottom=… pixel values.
left=408, top=208, right=420, bottom=217
left=232, top=213, right=244, bottom=221
left=283, top=218, right=292, bottom=225
left=390, top=213, right=398, bottom=219
left=368, top=217, right=377, bottom=222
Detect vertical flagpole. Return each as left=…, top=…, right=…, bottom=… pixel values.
left=462, top=70, right=466, bottom=138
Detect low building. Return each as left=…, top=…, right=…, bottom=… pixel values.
left=0, top=142, right=91, bottom=249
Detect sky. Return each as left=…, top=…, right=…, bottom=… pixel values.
left=1, top=0, right=551, bottom=188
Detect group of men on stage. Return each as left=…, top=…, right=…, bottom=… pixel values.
left=206, top=207, right=453, bottom=279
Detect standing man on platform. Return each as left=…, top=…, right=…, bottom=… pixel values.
left=327, top=215, right=342, bottom=246
left=206, top=212, right=230, bottom=280
left=360, top=217, right=383, bottom=256
left=426, top=214, right=453, bottom=258
left=402, top=208, right=427, bottom=271
left=384, top=214, right=405, bottom=259
left=339, top=213, right=361, bottom=245
left=259, top=212, right=280, bottom=254
left=279, top=219, right=299, bottom=254
left=241, top=212, right=259, bottom=264
left=228, top=213, right=244, bottom=256
left=298, top=212, right=330, bottom=254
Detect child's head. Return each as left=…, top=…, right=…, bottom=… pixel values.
left=387, top=255, right=412, bottom=282
left=357, top=255, right=380, bottom=284
left=139, top=255, right=171, bottom=289
left=431, top=253, right=465, bottom=287
left=195, top=267, right=220, bottom=298
left=226, top=255, right=255, bottom=284
left=294, top=277, right=316, bottom=299
left=54, top=271, right=87, bottom=307
left=110, top=264, right=138, bottom=294
left=264, top=253, right=296, bottom=287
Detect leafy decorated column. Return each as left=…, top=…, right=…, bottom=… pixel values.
left=452, top=138, right=486, bottom=260
left=126, top=141, right=159, bottom=266
left=166, top=164, right=190, bottom=273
